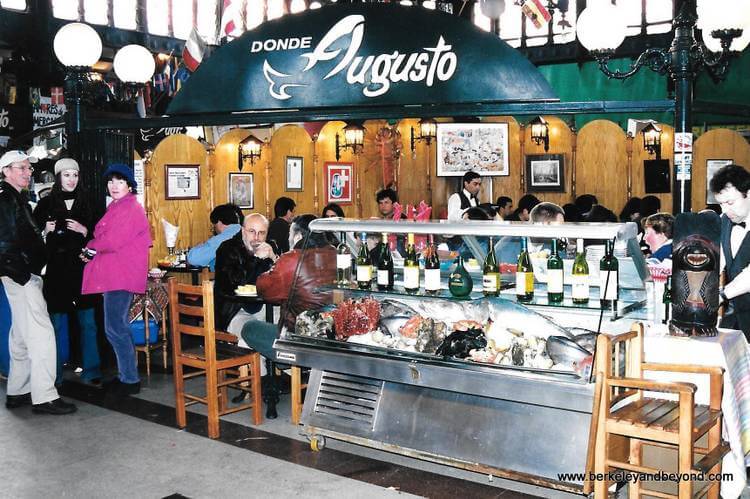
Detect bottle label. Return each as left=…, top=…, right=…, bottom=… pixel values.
left=483, top=273, right=499, bottom=293
left=599, top=271, right=618, bottom=300
left=572, top=275, right=589, bottom=300
left=516, top=272, right=533, bottom=294
left=357, top=265, right=372, bottom=282
left=548, top=269, right=563, bottom=293
left=404, top=266, right=420, bottom=289
left=377, top=269, right=390, bottom=286
left=425, top=268, right=441, bottom=291
left=337, top=254, right=351, bottom=269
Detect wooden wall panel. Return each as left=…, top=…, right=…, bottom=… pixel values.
left=520, top=116, right=575, bottom=209
left=576, top=120, right=628, bottom=215
left=315, top=121, right=362, bottom=217
left=268, top=124, right=315, bottom=217
left=629, top=123, right=674, bottom=215
left=693, top=129, right=750, bottom=208
left=211, top=128, right=255, bottom=215
left=146, top=134, right=211, bottom=266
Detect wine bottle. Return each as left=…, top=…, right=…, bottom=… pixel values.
left=571, top=238, right=590, bottom=304
left=336, top=231, right=352, bottom=286
left=403, top=233, right=420, bottom=292
left=483, top=236, right=500, bottom=297
left=547, top=238, right=564, bottom=303
left=424, top=235, right=441, bottom=294
left=516, top=237, right=534, bottom=302
left=599, top=239, right=619, bottom=310
left=662, top=275, right=672, bottom=325
left=449, top=255, right=473, bottom=297
left=376, top=232, right=394, bottom=291
left=356, top=232, right=372, bottom=290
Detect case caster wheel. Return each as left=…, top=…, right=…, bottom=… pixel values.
left=309, top=435, right=326, bottom=452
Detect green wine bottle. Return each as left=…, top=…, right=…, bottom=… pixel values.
left=516, top=237, right=534, bottom=303
left=424, top=235, right=441, bottom=294
left=336, top=231, right=351, bottom=286
left=376, top=232, right=394, bottom=291
left=403, top=233, right=420, bottom=292
left=483, top=236, right=500, bottom=297
left=356, top=232, right=372, bottom=290
left=663, top=275, right=672, bottom=324
left=571, top=238, right=590, bottom=304
left=449, top=255, right=473, bottom=297
left=547, top=238, right=564, bottom=303
left=599, top=239, right=619, bottom=310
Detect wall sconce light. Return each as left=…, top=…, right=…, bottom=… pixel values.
left=410, top=118, right=437, bottom=152
left=238, top=134, right=264, bottom=170
left=335, top=123, right=365, bottom=161
left=641, top=123, right=662, bottom=158
left=529, top=116, right=550, bottom=152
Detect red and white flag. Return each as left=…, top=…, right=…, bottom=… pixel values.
left=182, top=27, right=207, bottom=72
left=220, top=0, right=242, bottom=39
left=521, top=0, right=551, bottom=29
left=50, top=87, right=64, bottom=105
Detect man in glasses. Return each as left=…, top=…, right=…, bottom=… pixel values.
left=0, top=150, right=77, bottom=415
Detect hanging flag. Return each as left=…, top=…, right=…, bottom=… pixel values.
left=50, top=87, right=64, bottom=105
left=173, top=66, right=191, bottom=94
left=521, top=0, right=551, bottom=29
left=220, top=0, right=241, bottom=40
left=153, top=72, right=168, bottom=93
left=182, top=27, right=207, bottom=72
left=136, top=88, right=146, bottom=118
left=166, top=56, right=177, bottom=96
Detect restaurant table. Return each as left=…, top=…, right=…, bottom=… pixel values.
left=643, top=327, right=750, bottom=499
left=157, top=263, right=206, bottom=285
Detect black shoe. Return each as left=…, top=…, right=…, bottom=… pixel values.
left=107, top=379, right=141, bottom=396
left=5, top=393, right=31, bottom=409
left=32, top=398, right=77, bottom=415
left=232, top=391, right=249, bottom=404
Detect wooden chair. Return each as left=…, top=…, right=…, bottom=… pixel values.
left=290, top=366, right=309, bottom=425
left=168, top=277, right=263, bottom=438
left=591, top=323, right=728, bottom=499
left=133, top=303, right=168, bottom=377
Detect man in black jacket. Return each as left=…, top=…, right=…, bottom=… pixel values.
left=214, top=213, right=277, bottom=337
left=267, top=197, right=296, bottom=254
left=0, top=150, right=76, bottom=415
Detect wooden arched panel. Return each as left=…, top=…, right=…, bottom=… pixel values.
left=147, top=134, right=211, bottom=265
left=630, top=123, right=674, bottom=215
left=521, top=116, right=575, bottom=209
left=268, top=124, right=315, bottom=217
left=211, top=128, right=255, bottom=215
left=576, top=120, right=628, bottom=215
left=693, top=129, right=750, bottom=208
left=316, top=121, right=359, bottom=216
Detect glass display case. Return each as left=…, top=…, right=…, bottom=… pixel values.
left=273, top=218, right=647, bottom=493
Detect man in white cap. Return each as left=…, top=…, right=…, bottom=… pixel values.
left=0, top=150, right=77, bottom=415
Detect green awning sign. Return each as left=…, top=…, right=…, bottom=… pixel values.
left=168, top=3, right=557, bottom=116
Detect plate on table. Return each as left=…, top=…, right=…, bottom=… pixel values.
left=235, top=285, right=257, bottom=297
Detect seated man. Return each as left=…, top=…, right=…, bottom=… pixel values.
left=267, top=196, right=296, bottom=254
left=498, top=202, right=565, bottom=262
left=214, top=213, right=277, bottom=340
left=187, top=204, right=243, bottom=271
left=642, top=212, right=674, bottom=262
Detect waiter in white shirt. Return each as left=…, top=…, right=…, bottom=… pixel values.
left=710, top=163, right=750, bottom=340
left=447, top=171, right=482, bottom=221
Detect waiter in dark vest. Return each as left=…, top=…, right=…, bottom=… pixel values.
left=710, top=164, right=750, bottom=340
left=447, top=171, right=482, bottom=221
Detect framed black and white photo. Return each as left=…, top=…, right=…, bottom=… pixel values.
left=285, top=156, right=303, bottom=191
left=165, top=164, right=200, bottom=200
left=436, top=122, right=509, bottom=177
left=644, top=159, right=671, bottom=194
left=526, top=154, right=564, bottom=192
left=706, top=159, right=733, bottom=204
left=229, top=172, right=254, bottom=209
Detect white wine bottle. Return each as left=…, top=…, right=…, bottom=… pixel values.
left=403, top=233, right=420, bottom=292
left=571, top=238, right=589, bottom=304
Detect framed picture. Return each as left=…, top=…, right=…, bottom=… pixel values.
left=526, top=154, right=565, bottom=192
left=644, top=159, right=671, bottom=193
left=436, top=122, right=509, bottom=177
left=228, top=172, right=254, bottom=209
left=324, top=162, right=353, bottom=204
left=165, top=164, right=200, bottom=200
left=285, top=156, right=303, bottom=191
left=706, top=159, right=733, bottom=204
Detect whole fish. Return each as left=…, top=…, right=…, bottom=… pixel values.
left=546, top=335, right=592, bottom=367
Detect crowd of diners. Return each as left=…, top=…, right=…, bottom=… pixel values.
left=2, top=150, right=750, bottom=417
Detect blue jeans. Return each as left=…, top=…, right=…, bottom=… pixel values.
left=103, top=291, right=139, bottom=384
left=50, top=308, right=102, bottom=384
left=240, top=318, right=278, bottom=360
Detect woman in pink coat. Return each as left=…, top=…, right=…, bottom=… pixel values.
left=82, top=163, right=151, bottom=395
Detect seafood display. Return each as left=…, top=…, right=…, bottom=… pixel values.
left=292, top=295, right=596, bottom=376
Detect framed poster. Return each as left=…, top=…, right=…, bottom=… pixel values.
left=165, top=164, right=200, bottom=200
left=285, top=156, right=303, bottom=191
left=324, top=162, right=353, bottom=204
left=526, top=154, right=565, bottom=192
left=228, top=172, right=254, bottom=209
left=644, top=159, right=671, bottom=193
left=436, top=122, right=509, bottom=177
left=706, top=159, right=733, bottom=204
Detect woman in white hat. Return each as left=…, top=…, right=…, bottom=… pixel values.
left=32, top=158, right=101, bottom=385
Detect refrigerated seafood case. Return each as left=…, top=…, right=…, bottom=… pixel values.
left=273, top=219, right=648, bottom=493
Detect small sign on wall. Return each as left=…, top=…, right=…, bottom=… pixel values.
left=165, top=164, right=200, bottom=200
left=325, top=162, right=353, bottom=204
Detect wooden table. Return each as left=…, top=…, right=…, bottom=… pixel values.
left=157, top=264, right=206, bottom=285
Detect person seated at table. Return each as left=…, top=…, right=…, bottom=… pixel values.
left=268, top=197, right=296, bottom=254
left=642, top=212, right=674, bottom=262
left=321, top=202, right=345, bottom=218
left=187, top=203, right=243, bottom=271
left=214, top=213, right=278, bottom=342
